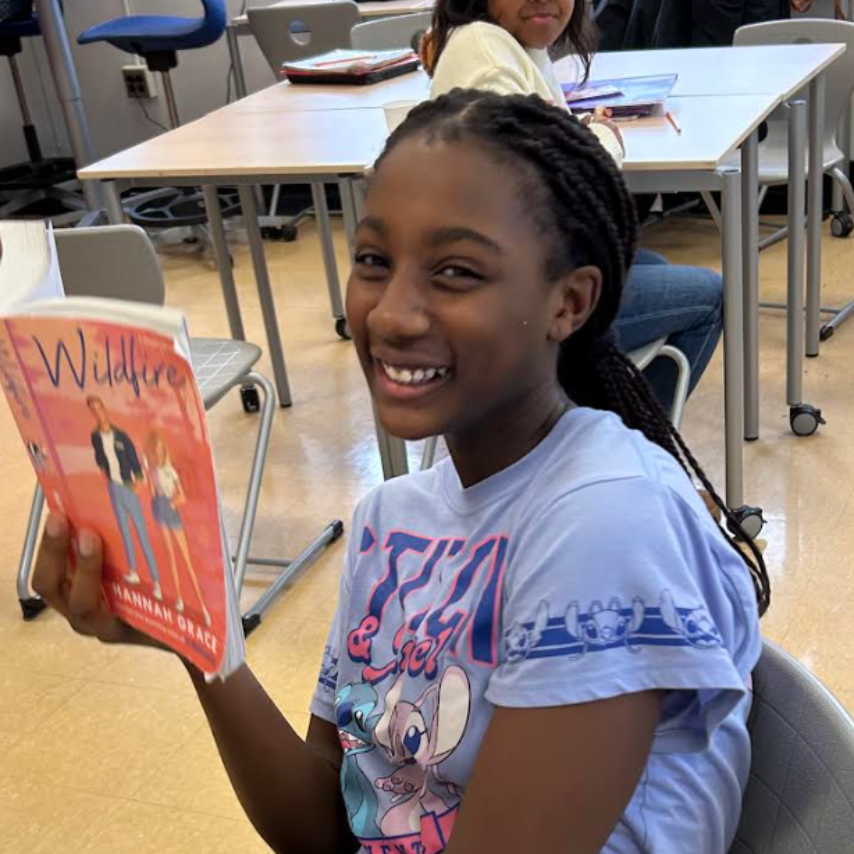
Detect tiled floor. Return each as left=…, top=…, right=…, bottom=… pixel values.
left=0, top=211, right=852, bottom=851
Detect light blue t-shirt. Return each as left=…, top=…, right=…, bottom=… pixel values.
left=311, top=407, right=761, bottom=854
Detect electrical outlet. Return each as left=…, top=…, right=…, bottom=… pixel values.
left=122, top=64, right=157, bottom=99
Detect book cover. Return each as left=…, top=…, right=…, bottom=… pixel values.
left=0, top=314, right=228, bottom=674
left=563, top=73, right=678, bottom=116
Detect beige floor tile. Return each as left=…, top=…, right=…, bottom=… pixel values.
left=3, top=680, right=203, bottom=797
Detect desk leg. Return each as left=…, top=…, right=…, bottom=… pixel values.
left=311, top=182, right=346, bottom=324
left=807, top=73, right=826, bottom=357
left=238, top=184, right=293, bottom=408
left=720, top=167, right=745, bottom=513
left=741, top=130, right=760, bottom=442
left=787, top=101, right=807, bottom=407
left=227, top=24, right=248, bottom=101
left=103, top=181, right=125, bottom=225
left=346, top=177, right=409, bottom=479
left=203, top=185, right=246, bottom=342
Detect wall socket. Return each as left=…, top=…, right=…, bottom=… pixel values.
left=121, top=65, right=157, bottom=99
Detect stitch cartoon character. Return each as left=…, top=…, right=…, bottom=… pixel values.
left=659, top=590, right=722, bottom=649
left=373, top=665, right=471, bottom=837
left=336, top=682, right=382, bottom=838
left=565, top=596, right=645, bottom=655
left=504, top=600, right=550, bottom=663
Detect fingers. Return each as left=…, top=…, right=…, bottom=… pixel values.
left=32, top=514, right=71, bottom=611
left=67, top=530, right=105, bottom=629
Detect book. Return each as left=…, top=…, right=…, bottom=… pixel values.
left=0, top=221, right=245, bottom=679
left=563, top=73, right=678, bottom=118
left=282, top=48, right=420, bottom=85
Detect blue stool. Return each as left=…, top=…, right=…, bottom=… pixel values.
left=0, top=0, right=80, bottom=218
left=77, top=0, right=239, bottom=230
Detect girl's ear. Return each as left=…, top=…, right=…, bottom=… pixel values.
left=548, top=265, right=602, bottom=344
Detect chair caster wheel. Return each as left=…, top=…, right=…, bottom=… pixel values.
left=281, top=225, right=298, bottom=242
left=790, top=403, right=825, bottom=437
left=335, top=318, right=351, bottom=340
left=728, top=506, right=765, bottom=540
left=831, top=212, right=854, bottom=238
left=240, top=386, right=261, bottom=413
left=820, top=324, right=834, bottom=342
left=20, top=597, right=47, bottom=621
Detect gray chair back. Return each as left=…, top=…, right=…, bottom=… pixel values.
left=54, top=225, right=165, bottom=307
left=729, top=639, right=854, bottom=853
left=247, top=2, right=360, bottom=74
left=735, top=19, right=854, bottom=147
left=350, top=11, right=432, bottom=50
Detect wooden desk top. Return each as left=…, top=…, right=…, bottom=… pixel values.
left=559, top=43, right=846, bottom=101
left=232, top=0, right=434, bottom=26
left=80, top=91, right=779, bottom=182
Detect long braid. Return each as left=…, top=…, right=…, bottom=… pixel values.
left=376, top=90, right=771, bottom=617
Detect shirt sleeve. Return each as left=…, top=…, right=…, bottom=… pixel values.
left=486, top=476, right=761, bottom=753
left=588, top=122, right=625, bottom=170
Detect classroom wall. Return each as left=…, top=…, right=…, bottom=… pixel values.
left=0, top=0, right=280, bottom=168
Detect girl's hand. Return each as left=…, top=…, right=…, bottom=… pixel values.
left=32, top=514, right=159, bottom=648
left=582, top=107, right=625, bottom=153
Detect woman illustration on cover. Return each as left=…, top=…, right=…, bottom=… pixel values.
left=146, top=431, right=211, bottom=627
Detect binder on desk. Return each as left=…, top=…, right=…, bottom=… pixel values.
left=563, top=74, right=678, bottom=118
left=282, top=49, right=420, bottom=85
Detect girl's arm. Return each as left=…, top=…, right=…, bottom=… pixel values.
left=186, top=665, right=359, bottom=854
left=31, top=516, right=358, bottom=854
left=445, top=692, right=662, bottom=854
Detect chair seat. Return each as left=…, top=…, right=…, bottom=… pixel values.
left=77, top=14, right=214, bottom=55
left=190, top=338, right=262, bottom=409
left=723, top=120, right=845, bottom=186
left=0, top=17, right=39, bottom=39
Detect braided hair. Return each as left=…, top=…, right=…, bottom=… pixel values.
left=374, top=89, right=771, bottom=617
left=420, top=0, right=596, bottom=79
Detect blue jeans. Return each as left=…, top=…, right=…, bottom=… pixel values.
left=106, top=480, right=160, bottom=583
left=613, top=249, right=724, bottom=411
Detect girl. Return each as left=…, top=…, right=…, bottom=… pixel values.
left=33, top=91, right=768, bottom=854
left=421, top=0, right=725, bottom=412
left=146, top=431, right=211, bottom=628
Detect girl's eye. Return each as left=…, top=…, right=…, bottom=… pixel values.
left=435, top=264, right=481, bottom=281
left=354, top=252, right=389, bottom=271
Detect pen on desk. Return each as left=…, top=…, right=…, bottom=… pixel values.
left=314, top=54, right=376, bottom=67
left=666, top=111, right=682, bottom=135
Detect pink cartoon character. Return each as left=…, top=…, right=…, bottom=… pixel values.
left=373, top=665, right=471, bottom=837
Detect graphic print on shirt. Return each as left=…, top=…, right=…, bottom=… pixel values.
left=504, top=590, right=723, bottom=664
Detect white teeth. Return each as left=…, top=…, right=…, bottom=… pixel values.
left=382, top=362, right=450, bottom=386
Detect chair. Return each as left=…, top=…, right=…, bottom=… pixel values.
left=76, top=0, right=240, bottom=236
left=351, top=11, right=432, bottom=51
left=15, top=225, right=343, bottom=633
left=729, top=639, right=854, bottom=853
left=248, top=2, right=360, bottom=337
left=420, top=338, right=691, bottom=469
left=0, top=0, right=84, bottom=224
left=733, top=19, right=854, bottom=342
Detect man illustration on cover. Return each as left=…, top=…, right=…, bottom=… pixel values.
left=87, top=396, right=162, bottom=599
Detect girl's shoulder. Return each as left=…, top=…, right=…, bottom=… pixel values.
left=443, top=20, right=532, bottom=66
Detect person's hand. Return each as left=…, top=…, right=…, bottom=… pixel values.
left=32, top=514, right=155, bottom=647
left=582, top=106, right=625, bottom=153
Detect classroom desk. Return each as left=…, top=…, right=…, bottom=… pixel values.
left=79, top=93, right=781, bottom=527
left=227, top=0, right=435, bottom=100
left=573, top=44, right=846, bottom=438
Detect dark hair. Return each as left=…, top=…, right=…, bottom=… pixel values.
left=421, top=0, right=596, bottom=80
left=374, top=89, right=771, bottom=616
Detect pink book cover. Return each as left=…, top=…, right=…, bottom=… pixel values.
left=0, top=315, right=228, bottom=674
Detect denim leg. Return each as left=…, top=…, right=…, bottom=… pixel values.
left=122, top=488, right=161, bottom=585
left=633, top=248, right=670, bottom=266
left=614, top=257, right=724, bottom=411
left=107, top=481, right=136, bottom=571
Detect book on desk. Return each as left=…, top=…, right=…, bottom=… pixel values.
left=563, top=73, right=678, bottom=119
left=282, top=48, right=420, bottom=85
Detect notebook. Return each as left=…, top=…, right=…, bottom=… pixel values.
left=563, top=73, right=678, bottom=118
left=282, top=48, right=420, bottom=85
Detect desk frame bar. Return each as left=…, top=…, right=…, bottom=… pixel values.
left=742, top=131, right=760, bottom=441
left=227, top=24, right=249, bottom=102
left=807, top=74, right=826, bottom=357
left=788, top=101, right=808, bottom=406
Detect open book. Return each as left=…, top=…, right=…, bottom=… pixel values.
left=0, top=221, right=245, bottom=679
left=282, top=48, right=420, bottom=85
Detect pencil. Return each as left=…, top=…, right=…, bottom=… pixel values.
left=666, top=111, right=682, bottom=135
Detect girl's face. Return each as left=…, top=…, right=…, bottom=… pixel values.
left=346, top=137, right=599, bottom=444
left=487, top=0, right=574, bottom=49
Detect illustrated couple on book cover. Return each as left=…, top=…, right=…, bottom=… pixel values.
left=86, top=394, right=211, bottom=627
